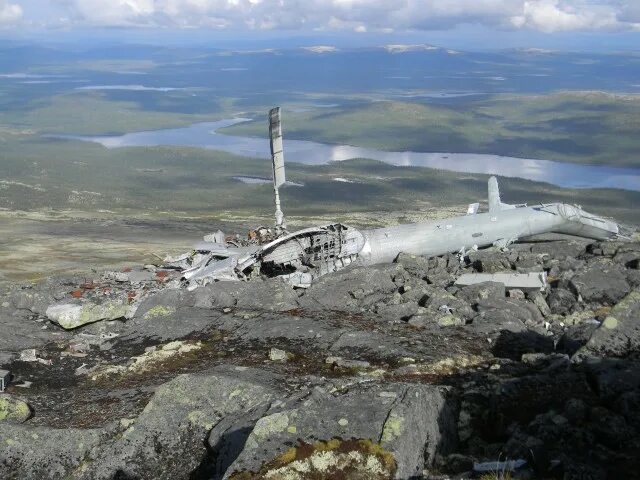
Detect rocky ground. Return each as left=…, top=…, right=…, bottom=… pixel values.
left=1, top=237, right=640, bottom=479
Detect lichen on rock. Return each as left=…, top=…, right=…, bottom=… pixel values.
left=0, top=395, right=31, bottom=423
left=229, top=438, right=396, bottom=480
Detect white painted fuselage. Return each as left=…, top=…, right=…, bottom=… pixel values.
left=359, top=202, right=618, bottom=265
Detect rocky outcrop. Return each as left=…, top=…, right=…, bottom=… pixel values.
left=1, top=238, right=640, bottom=479
left=575, top=288, right=640, bottom=359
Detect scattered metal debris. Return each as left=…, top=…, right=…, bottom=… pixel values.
left=0, top=369, right=10, bottom=392
left=19, top=349, right=52, bottom=365
left=455, top=272, right=548, bottom=292
left=474, top=459, right=527, bottom=472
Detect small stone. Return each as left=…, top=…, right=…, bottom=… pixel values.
left=508, top=289, right=526, bottom=300
left=437, top=314, right=463, bottom=327
left=338, top=418, right=349, bottom=426
left=407, top=315, right=429, bottom=327
left=269, top=348, right=287, bottom=362
left=552, top=414, right=569, bottom=426
left=378, top=391, right=398, bottom=398
left=521, top=353, right=549, bottom=364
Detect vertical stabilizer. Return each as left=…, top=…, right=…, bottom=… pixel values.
left=488, top=176, right=515, bottom=213
left=488, top=176, right=501, bottom=213
left=269, top=107, right=286, bottom=230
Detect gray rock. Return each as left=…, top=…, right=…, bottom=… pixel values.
left=456, top=281, right=506, bottom=305
left=589, top=406, right=633, bottom=449
left=531, top=240, right=586, bottom=260
left=569, top=261, right=630, bottom=306
left=134, top=288, right=196, bottom=319
left=122, top=306, right=222, bottom=342
left=582, top=358, right=640, bottom=400
left=236, top=278, right=299, bottom=311
left=508, top=289, right=526, bottom=300
left=467, top=249, right=511, bottom=273
left=298, top=264, right=402, bottom=312
left=437, top=315, right=464, bottom=327
left=0, top=424, right=108, bottom=479
left=558, top=322, right=599, bottom=355
left=626, top=269, right=640, bottom=288
left=614, top=250, right=640, bottom=269
left=330, top=330, right=415, bottom=361
left=442, top=453, right=474, bottom=474
left=229, top=314, right=344, bottom=350
left=0, top=394, right=31, bottom=423
left=192, top=282, right=239, bottom=309
left=268, top=347, right=287, bottom=361
left=547, top=288, right=577, bottom=315
left=46, top=300, right=131, bottom=330
left=423, top=289, right=475, bottom=321
left=376, top=301, right=420, bottom=321
left=513, top=253, right=545, bottom=273
left=529, top=292, right=551, bottom=317
left=395, top=252, right=430, bottom=279
left=476, top=298, right=543, bottom=326
left=575, top=289, right=640, bottom=359
left=7, top=278, right=77, bottom=316
left=221, top=383, right=456, bottom=480
left=564, top=398, right=587, bottom=425
left=0, top=307, right=72, bottom=352
left=81, top=366, right=284, bottom=480
left=325, top=356, right=371, bottom=369
left=613, top=390, right=640, bottom=430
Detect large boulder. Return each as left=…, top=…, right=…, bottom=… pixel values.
left=80, top=366, right=284, bottom=480
left=46, top=300, right=132, bottom=330
left=455, top=281, right=506, bottom=305
left=547, top=288, right=577, bottom=315
left=122, top=306, right=223, bottom=342
left=575, top=289, right=640, bottom=359
left=569, top=261, right=630, bottom=306
left=467, top=249, right=511, bottom=273
left=219, top=383, right=457, bottom=480
left=0, top=424, right=107, bottom=479
left=298, top=264, right=402, bottom=312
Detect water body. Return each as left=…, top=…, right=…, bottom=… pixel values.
left=53, top=118, right=640, bottom=192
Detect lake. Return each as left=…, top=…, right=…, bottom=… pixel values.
left=53, top=118, right=640, bottom=192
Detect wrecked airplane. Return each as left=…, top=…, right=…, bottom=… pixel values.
left=166, top=107, right=621, bottom=289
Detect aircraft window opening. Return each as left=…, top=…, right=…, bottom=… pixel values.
left=472, top=232, right=483, bottom=238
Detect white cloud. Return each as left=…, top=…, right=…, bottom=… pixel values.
left=29, top=1, right=640, bottom=33
left=0, top=0, right=22, bottom=26
left=510, top=0, right=620, bottom=32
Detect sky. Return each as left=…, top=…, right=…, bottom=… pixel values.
left=1, top=1, right=640, bottom=51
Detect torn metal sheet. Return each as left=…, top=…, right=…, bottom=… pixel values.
left=0, top=369, right=10, bottom=392
left=455, top=272, right=548, bottom=292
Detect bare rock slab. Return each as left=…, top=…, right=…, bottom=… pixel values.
left=576, top=289, right=640, bottom=359
left=221, top=383, right=456, bottom=480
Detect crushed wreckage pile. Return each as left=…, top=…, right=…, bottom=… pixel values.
left=1, top=234, right=640, bottom=479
